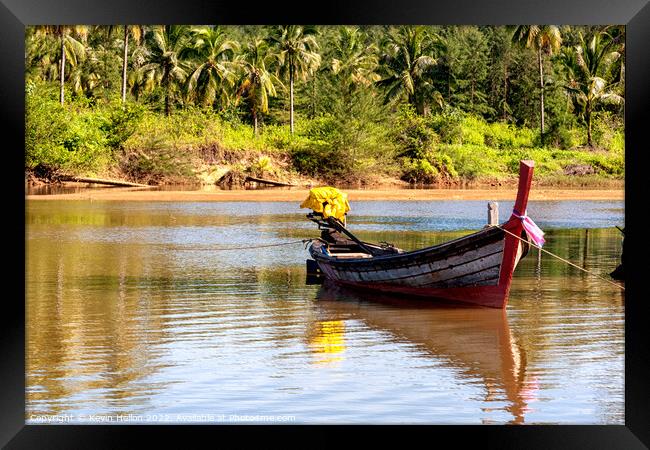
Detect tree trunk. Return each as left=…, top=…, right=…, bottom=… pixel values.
left=59, top=175, right=151, bottom=187
left=538, top=47, right=545, bottom=144
left=121, top=26, right=129, bottom=103
left=310, top=76, right=316, bottom=119
left=165, top=91, right=171, bottom=117
left=415, top=95, right=425, bottom=115
left=586, top=106, right=592, bottom=147
left=503, top=63, right=509, bottom=120
left=289, top=64, right=294, bottom=134
left=471, top=79, right=475, bottom=106
left=59, top=34, right=66, bottom=105
left=253, top=109, right=258, bottom=136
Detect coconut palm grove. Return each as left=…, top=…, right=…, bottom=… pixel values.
left=25, top=25, right=625, bottom=186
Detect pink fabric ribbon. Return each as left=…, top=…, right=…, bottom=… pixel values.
left=514, top=213, right=545, bottom=247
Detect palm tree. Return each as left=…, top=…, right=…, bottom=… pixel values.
left=120, top=26, right=145, bottom=103
left=25, top=28, right=59, bottom=83
left=68, top=49, right=102, bottom=97
left=32, top=26, right=89, bottom=104
left=560, top=31, right=624, bottom=147
left=267, top=25, right=321, bottom=134
left=140, top=25, right=192, bottom=116
left=330, top=27, right=380, bottom=99
left=185, top=26, right=239, bottom=109
left=235, top=38, right=282, bottom=135
left=511, top=25, right=562, bottom=143
left=376, top=26, right=438, bottom=115
left=87, top=25, right=141, bottom=100
left=124, top=41, right=152, bottom=101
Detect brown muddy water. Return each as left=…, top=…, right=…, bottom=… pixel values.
left=25, top=199, right=624, bottom=424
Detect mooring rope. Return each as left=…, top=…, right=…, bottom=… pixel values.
left=212, top=239, right=314, bottom=251
left=497, top=225, right=625, bottom=291
left=213, top=227, right=625, bottom=292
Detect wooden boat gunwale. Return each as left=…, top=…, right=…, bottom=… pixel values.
left=310, top=223, right=508, bottom=267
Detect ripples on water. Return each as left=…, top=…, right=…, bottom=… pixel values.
left=26, top=200, right=624, bottom=424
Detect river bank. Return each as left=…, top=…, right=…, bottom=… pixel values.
left=27, top=89, right=625, bottom=192
left=26, top=186, right=624, bottom=202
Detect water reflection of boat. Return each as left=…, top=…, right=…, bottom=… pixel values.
left=304, top=160, right=536, bottom=308
left=313, top=282, right=536, bottom=424
left=306, top=320, right=346, bottom=365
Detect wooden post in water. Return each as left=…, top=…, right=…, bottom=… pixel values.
left=583, top=228, right=589, bottom=269
left=488, top=202, right=499, bottom=226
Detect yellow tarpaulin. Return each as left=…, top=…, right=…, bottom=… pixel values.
left=300, top=186, right=350, bottom=221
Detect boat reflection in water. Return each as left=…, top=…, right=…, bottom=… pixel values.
left=306, top=320, right=347, bottom=366
left=309, top=280, right=538, bottom=424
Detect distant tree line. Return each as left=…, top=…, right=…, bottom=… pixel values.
left=26, top=25, right=624, bottom=147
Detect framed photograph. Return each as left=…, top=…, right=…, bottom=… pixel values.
left=5, top=0, right=649, bottom=447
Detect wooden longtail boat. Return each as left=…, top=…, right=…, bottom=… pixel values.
left=305, top=160, right=536, bottom=308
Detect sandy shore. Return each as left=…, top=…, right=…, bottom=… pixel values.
left=26, top=187, right=624, bottom=202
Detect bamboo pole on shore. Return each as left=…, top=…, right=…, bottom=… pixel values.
left=244, top=176, right=295, bottom=187
left=58, top=175, right=152, bottom=188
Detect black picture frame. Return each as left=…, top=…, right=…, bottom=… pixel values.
left=4, top=0, right=649, bottom=447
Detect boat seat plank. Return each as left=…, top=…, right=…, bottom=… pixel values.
left=330, top=253, right=373, bottom=259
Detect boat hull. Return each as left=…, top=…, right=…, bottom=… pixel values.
left=309, top=219, right=528, bottom=309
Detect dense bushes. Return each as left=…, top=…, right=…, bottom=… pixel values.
left=26, top=82, right=143, bottom=175
left=118, top=143, right=195, bottom=184
left=401, top=153, right=458, bottom=184
left=26, top=80, right=624, bottom=185
left=387, top=104, right=623, bottom=183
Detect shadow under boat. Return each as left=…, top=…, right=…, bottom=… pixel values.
left=309, top=281, right=537, bottom=424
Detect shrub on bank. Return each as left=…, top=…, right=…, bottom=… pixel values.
left=118, top=143, right=195, bottom=184
left=26, top=83, right=116, bottom=174
left=393, top=105, right=439, bottom=159
left=26, top=81, right=624, bottom=185
left=437, top=144, right=624, bottom=181
left=439, top=144, right=506, bottom=179
left=401, top=152, right=459, bottom=184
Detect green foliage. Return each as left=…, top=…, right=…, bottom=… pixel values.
left=586, top=153, right=624, bottom=175
left=99, top=101, right=146, bottom=149
left=376, top=26, right=439, bottom=115
left=25, top=25, right=625, bottom=185
left=591, top=111, right=624, bottom=152
left=26, top=82, right=113, bottom=173
left=393, top=105, right=438, bottom=159
left=291, top=144, right=341, bottom=178
left=445, top=26, right=492, bottom=115
left=289, top=117, right=343, bottom=176
left=543, top=125, right=576, bottom=150
left=440, top=144, right=506, bottom=179
left=402, top=158, right=439, bottom=183
left=439, top=144, right=624, bottom=181
left=26, top=83, right=69, bottom=169
left=291, top=112, right=397, bottom=182
left=119, top=141, right=194, bottom=183
left=247, top=155, right=273, bottom=177
left=483, top=121, right=535, bottom=148
left=458, top=115, right=486, bottom=145
left=401, top=151, right=458, bottom=183
left=429, top=107, right=465, bottom=144
left=428, top=108, right=535, bottom=148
